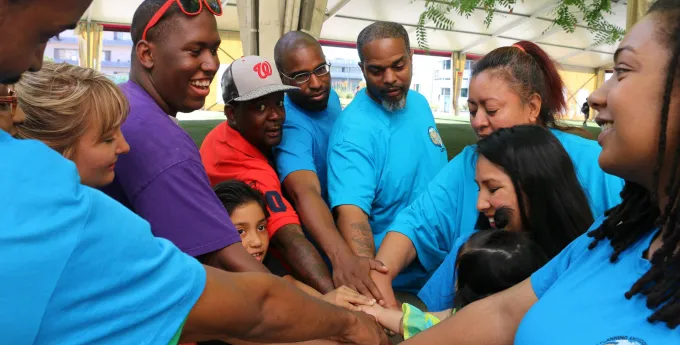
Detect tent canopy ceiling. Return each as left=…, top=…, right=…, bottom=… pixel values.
left=83, top=0, right=626, bottom=69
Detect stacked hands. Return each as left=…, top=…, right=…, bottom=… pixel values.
left=318, top=257, right=401, bottom=344
left=321, top=285, right=395, bottom=345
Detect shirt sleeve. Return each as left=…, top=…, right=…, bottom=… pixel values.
left=417, top=233, right=472, bottom=312
left=45, top=187, right=206, bottom=345
left=530, top=216, right=605, bottom=298
left=274, top=121, right=316, bottom=182
left=243, top=166, right=300, bottom=237
left=388, top=147, right=477, bottom=271
left=327, top=124, right=381, bottom=214
left=131, top=159, right=242, bottom=257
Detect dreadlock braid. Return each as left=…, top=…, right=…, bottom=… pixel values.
left=588, top=2, right=680, bottom=328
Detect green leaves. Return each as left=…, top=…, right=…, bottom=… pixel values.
left=414, top=0, right=625, bottom=52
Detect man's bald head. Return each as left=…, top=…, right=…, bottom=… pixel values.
left=273, top=31, right=330, bottom=112
left=274, top=31, right=322, bottom=73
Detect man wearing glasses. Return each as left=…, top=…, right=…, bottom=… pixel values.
left=273, top=31, right=389, bottom=303
left=200, top=55, right=335, bottom=294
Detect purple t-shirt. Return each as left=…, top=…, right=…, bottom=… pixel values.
left=101, top=81, right=241, bottom=257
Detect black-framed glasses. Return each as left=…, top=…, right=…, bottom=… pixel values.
left=281, top=62, right=331, bottom=85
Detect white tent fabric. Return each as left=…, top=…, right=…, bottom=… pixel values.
left=82, top=0, right=627, bottom=69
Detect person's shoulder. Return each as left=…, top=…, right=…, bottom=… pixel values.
left=200, top=122, right=244, bottom=161
left=2, top=135, right=82, bottom=191
left=550, top=128, right=604, bottom=165
left=202, top=121, right=228, bottom=145
left=1, top=135, right=92, bottom=248
left=551, top=128, right=600, bottom=150
left=336, top=93, right=383, bottom=128
left=407, top=89, right=430, bottom=106
left=456, top=144, right=478, bottom=163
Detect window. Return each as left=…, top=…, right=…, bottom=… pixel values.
left=441, top=88, right=451, bottom=96
left=413, top=84, right=421, bottom=92
left=54, top=48, right=79, bottom=62
left=114, top=32, right=132, bottom=41
left=101, top=30, right=133, bottom=81
left=465, top=60, right=478, bottom=71
left=442, top=60, right=451, bottom=70
left=460, top=88, right=469, bottom=97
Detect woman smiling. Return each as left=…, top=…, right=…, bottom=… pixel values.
left=15, top=62, right=130, bottom=187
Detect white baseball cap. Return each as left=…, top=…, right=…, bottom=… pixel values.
left=221, top=56, right=299, bottom=104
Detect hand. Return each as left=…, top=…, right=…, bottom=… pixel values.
left=331, top=252, right=389, bottom=304
left=358, top=304, right=385, bottom=323
left=335, top=311, right=392, bottom=345
left=370, top=270, right=399, bottom=310
left=322, top=285, right=376, bottom=311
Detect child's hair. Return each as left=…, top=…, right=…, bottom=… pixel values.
left=453, top=230, right=549, bottom=310
left=15, top=62, right=129, bottom=158
left=213, top=179, right=269, bottom=217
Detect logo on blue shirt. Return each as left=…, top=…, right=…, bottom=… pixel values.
left=428, top=126, right=444, bottom=151
left=598, top=336, right=648, bottom=345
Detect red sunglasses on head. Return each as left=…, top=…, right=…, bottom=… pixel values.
left=142, top=0, right=223, bottom=41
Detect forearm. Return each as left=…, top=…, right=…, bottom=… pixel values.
left=292, top=189, right=353, bottom=263
left=403, top=299, right=513, bottom=345
left=429, top=309, right=453, bottom=321
left=284, top=275, right=324, bottom=298
left=182, top=266, right=358, bottom=343
left=402, top=280, right=536, bottom=345
left=204, top=243, right=270, bottom=273
left=376, top=307, right=404, bottom=335
left=374, top=231, right=417, bottom=279
left=335, top=206, right=375, bottom=258
left=272, top=224, right=334, bottom=293
left=228, top=339, right=344, bottom=345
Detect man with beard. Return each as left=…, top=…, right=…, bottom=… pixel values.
left=273, top=31, right=389, bottom=301
left=326, top=21, right=448, bottom=299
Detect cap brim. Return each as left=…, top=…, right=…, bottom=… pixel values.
left=233, top=85, right=300, bottom=102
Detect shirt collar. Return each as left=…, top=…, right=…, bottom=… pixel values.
left=223, top=123, right=268, bottom=161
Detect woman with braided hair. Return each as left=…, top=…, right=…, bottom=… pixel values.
left=401, top=0, right=680, bottom=343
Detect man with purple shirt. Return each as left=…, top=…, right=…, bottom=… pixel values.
left=102, top=0, right=267, bottom=273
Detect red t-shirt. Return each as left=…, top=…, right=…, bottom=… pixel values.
left=200, top=122, right=300, bottom=237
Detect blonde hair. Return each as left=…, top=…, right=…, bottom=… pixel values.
left=15, top=62, right=129, bottom=158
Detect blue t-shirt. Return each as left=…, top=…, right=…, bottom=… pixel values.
left=417, top=233, right=472, bottom=311
left=515, top=217, right=680, bottom=344
left=397, top=129, right=624, bottom=302
left=327, top=89, right=448, bottom=293
left=0, top=130, right=206, bottom=344
left=274, top=89, right=342, bottom=203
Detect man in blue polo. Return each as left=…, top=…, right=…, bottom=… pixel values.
left=273, top=31, right=389, bottom=301
left=326, top=21, right=448, bottom=297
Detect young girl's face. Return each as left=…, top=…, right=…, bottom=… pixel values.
left=475, top=155, right=522, bottom=231
left=230, top=201, right=270, bottom=261
left=69, top=124, right=129, bottom=187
